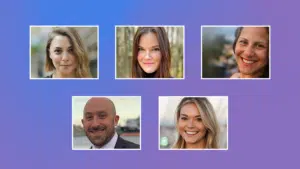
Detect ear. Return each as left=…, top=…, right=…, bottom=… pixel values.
left=114, top=115, right=120, bottom=126
left=81, top=119, right=84, bottom=125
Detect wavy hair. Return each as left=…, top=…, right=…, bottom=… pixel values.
left=45, top=27, right=92, bottom=78
left=173, top=97, right=219, bottom=149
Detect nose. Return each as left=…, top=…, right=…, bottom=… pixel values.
left=187, top=119, right=195, bottom=128
left=91, top=117, right=100, bottom=128
left=144, top=50, right=151, bottom=59
left=243, top=45, right=254, bottom=58
left=61, top=51, right=69, bottom=61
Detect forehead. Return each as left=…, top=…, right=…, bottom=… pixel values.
left=50, top=35, right=71, bottom=48
left=180, top=103, right=201, bottom=116
left=84, top=98, right=114, bottom=114
left=239, top=27, right=269, bottom=41
left=139, top=32, right=159, bottom=47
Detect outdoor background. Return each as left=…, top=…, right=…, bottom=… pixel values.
left=1, top=0, right=299, bottom=169
left=202, top=26, right=238, bottom=78
left=159, top=96, right=228, bottom=149
left=116, top=26, right=184, bottom=78
left=72, top=96, right=141, bottom=149
left=30, top=26, right=98, bottom=78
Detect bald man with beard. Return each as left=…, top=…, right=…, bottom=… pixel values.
left=81, top=97, right=139, bottom=149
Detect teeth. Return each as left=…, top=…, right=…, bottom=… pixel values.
left=242, top=58, right=255, bottom=64
left=186, top=131, right=198, bottom=135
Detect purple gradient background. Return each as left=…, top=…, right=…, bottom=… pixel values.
left=1, top=0, right=299, bottom=168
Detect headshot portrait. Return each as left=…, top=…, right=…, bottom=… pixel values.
left=72, top=96, right=141, bottom=150
left=30, top=26, right=98, bottom=79
left=159, top=96, right=228, bottom=150
left=202, top=25, right=270, bottom=79
left=116, top=26, right=184, bottom=79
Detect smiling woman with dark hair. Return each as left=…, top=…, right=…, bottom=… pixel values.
left=131, top=27, right=172, bottom=78
left=231, top=27, right=270, bottom=78
left=45, top=27, right=92, bottom=78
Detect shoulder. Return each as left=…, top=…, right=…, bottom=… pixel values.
left=115, top=136, right=140, bottom=149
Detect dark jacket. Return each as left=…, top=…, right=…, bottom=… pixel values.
left=114, top=136, right=140, bottom=149
left=90, top=136, right=140, bottom=149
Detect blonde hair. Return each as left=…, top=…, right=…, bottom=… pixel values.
left=45, top=27, right=92, bottom=78
left=173, top=97, right=219, bottom=149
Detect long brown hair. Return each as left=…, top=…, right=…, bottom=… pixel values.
left=173, top=97, right=219, bottom=149
left=232, top=27, right=270, bottom=78
left=132, top=27, right=171, bottom=78
left=45, top=27, right=92, bottom=78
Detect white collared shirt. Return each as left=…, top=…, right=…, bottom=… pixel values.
left=91, top=132, right=118, bottom=149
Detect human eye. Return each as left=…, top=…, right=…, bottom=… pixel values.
left=256, top=43, right=266, bottom=49
left=197, top=118, right=202, bottom=122
left=239, top=40, right=247, bottom=46
left=68, top=47, right=73, bottom=53
left=54, top=48, right=62, bottom=54
left=138, top=47, right=144, bottom=51
left=180, top=117, right=187, bottom=120
left=98, top=113, right=107, bottom=119
left=152, top=47, right=160, bottom=51
left=85, top=115, right=93, bottom=121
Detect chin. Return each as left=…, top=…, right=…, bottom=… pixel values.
left=142, top=68, right=156, bottom=74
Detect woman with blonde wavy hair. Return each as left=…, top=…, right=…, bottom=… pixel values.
left=45, top=27, right=92, bottom=78
left=173, top=97, right=219, bottom=149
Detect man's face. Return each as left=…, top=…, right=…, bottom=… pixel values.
left=81, top=98, right=119, bottom=148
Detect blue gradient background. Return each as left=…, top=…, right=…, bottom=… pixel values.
left=1, top=0, right=299, bottom=168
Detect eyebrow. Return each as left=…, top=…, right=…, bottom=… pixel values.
left=239, top=37, right=268, bottom=44
left=138, top=45, right=160, bottom=48
left=180, top=113, right=201, bottom=118
left=53, top=45, right=72, bottom=49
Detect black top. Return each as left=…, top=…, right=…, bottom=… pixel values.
left=45, top=74, right=53, bottom=78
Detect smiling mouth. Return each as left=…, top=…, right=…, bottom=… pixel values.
left=242, top=58, right=256, bottom=64
left=185, top=131, right=199, bottom=135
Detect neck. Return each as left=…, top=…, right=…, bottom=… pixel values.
left=143, top=72, right=157, bottom=78
left=240, top=71, right=264, bottom=78
left=53, top=71, right=76, bottom=78
left=185, top=139, right=206, bottom=149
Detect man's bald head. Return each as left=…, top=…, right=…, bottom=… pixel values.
left=82, top=97, right=119, bottom=148
left=83, top=97, right=116, bottom=116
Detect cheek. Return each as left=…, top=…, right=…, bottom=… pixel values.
left=177, top=121, right=185, bottom=132
left=137, top=53, right=143, bottom=63
left=197, top=122, right=206, bottom=132
left=82, top=122, right=90, bottom=131
left=257, top=50, right=268, bottom=63
left=154, top=53, right=162, bottom=64
left=69, top=54, right=77, bottom=62
left=50, top=54, right=62, bottom=63
left=234, top=46, right=243, bottom=57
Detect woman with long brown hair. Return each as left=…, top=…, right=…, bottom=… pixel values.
left=132, top=27, right=172, bottom=78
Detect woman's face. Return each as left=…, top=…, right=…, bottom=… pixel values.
left=137, top=32, right=162, bottom=74
left=235, top=27, right=269, bottom=77
left=49, top=35, right=77, bottom=76
left=178, top=103, right=207, bottom=147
